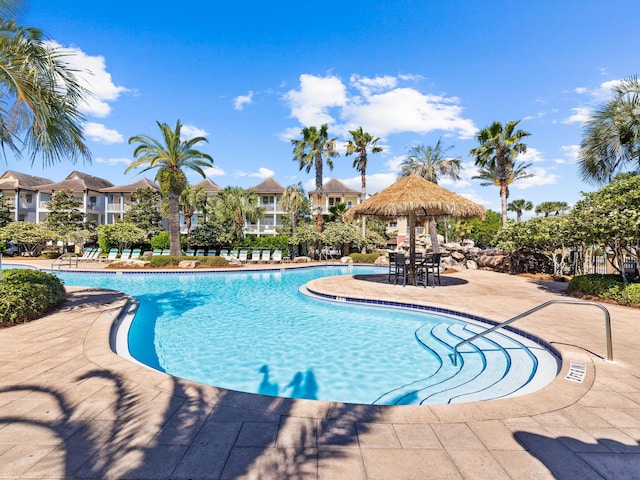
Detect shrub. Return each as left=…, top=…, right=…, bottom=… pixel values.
left=349, top=253, right=382, bottom=263
left=204, top=256, right=228, bottom=267
left=568, top=274, right=640, bottom=306
left=147, top=255, right=229, bottom=268
left=0, top=270, right=65, bottom=326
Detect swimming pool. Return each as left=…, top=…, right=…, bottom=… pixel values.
left=53, top=265, right=558, bottom=405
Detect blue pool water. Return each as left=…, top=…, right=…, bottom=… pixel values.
left=47, top=265, right=557, bottom=405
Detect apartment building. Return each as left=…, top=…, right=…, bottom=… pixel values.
left=0, top=171, right=53, bottom=222
left=308, top=178, right=362, bottom=215
left=102, top=178, right=160, bottom=224
left=245, top=177, right=286, bottom=236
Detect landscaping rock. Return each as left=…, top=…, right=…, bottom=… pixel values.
left=294, top=256, right=311, bottom=263
left=340, top=256, right=353, bottom=263
left=178, top=260, right=200, bottom=269
left=108, top=259, right=149, bottom=269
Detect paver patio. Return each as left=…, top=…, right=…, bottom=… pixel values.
left=0, top=262, right=638, bottom=479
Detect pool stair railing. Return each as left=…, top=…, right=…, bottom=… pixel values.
left=451, top=299, right=613, bottom=367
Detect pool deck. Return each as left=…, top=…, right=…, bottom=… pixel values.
left=0, top=259, right=639, bottom=479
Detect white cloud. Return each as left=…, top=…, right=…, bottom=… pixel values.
left=512, top=167, right=558, bottom=189
left=283, top=74, right=347, bottom=126
left=45, top=41, right=128, bottom=118
left=277, top=126, right=302, bottom=142
left=95, top=157, right=130, bottom=166
left=518, top=147, right=544, bottom=163
left=180, top=124, right=208, bottom=140
left=203, top=166, right=225, bottom=177
left=84, top=122, right=124, bottom=144
left=385, top=155, right=405, bottom=173
left=574, top=87, right=588, bottom=94
left=350, top=74, right=398, bottom=96
left=234, top=91, right=254, bottom=111
left=233, top=167, right=275, bottom=179
left=562, top=106, right=591, bottom=125
left=562, top=144, right=580, bottom=161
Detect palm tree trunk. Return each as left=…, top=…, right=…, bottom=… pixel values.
left=428, top=217, right=440, bottom=254
left=361, top=170, right=367, bottom=253
left=500, top=182, right=508, bottom=226
left=168, top=192, right=181, bottom=256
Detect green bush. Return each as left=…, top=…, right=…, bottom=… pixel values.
left=568, top=274, right=640, bottom=306
left=0, top=270, right=65, bottom=326
left=147, top=255, right=229, bottom=268
left=349, top=253, right=382, bottom=263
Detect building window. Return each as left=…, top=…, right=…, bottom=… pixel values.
left=25, top=194, right=33, bottom=203
left=346, top=200, right=353, bottom=207
left=262, top=196, right=274, bottom=205
left=389, top=220, right=397, bottom=228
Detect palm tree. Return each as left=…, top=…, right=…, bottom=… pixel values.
left=578, top=76, right=640, bottom=184
left=292, top=124, right=338, bottom=232
left=214, top=186, right=263, bottom=241
left=399, top=139, right=462, bottom=183
left=399, top=139, right=462, bottom=253
left=328, top=201, right=349, bottom=223
left=179, top=184, right=206, bottom=235
left=469, top=120, right=531, bottom=226
left=473, top=160, right=533, bottom=218
left=507, top=199, right=533, bottom=222
left=535, top=201, right=569, bottom=217
left=126, top=120, right=213, bottom=256
left=345, top=126, right=382, bottom=248
left=0, top=2, right=91, bottom=165
left=281, top=183, right=307, bottom=258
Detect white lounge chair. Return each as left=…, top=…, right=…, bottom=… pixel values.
left=105, top=248, right=119, bottom=261
left=261, top=249, right=271, bottom=263
left=238, top=250, right=248, bottom=263
left=120, top=248, right=132, bottom=260
left=77, top=248, right=95, bottom=261
left=271, top=250, right=282, bottom=263
left=249, top=250, right=261, bottom=263
left=219, top=249, right=229, bottom=259
left=130, top=248, right=141, bottom=260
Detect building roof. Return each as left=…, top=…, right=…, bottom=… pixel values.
left=102, top=178, right=159, bottom=193
left=193, top=177, right=222, bottom=194
left=36, top=171, right=114, bottom=191
left=309, top=178, right=360, bottom=195
left=252, top=177, right=285, bottom=194
left=0, top=170, right=53, bottom=190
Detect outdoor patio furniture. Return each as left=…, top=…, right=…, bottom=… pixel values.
left=417, top=253, right=441, bottom=287
left=393, top=253, right=408, bottom=286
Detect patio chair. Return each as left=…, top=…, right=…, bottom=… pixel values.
left=393, top=253, right=408, bottom=286
left=229, top=250, right=239, bottom=261
left=120, top=249, right=132, bottom=260
left=261, top=249, right=271, bottom=263
left=185, top=249, right=195, bottom=256
left=238, top=249, right=248, bottom=263
left=130, top=248, right=142, bottom=260
left=77, top=248, right=96, bottom=261
left=152, top=249, right=163, bottom=256
left=388, top=251, right=397, bottom=282
left=417, top=253, right=441, bottom=287
left=249, top=250, right=261, bottom=263
left=219, top=249, right=229, bottom=259
left=271, top=250, right=282, bottom=263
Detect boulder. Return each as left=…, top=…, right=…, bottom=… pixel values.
left=374, top=255, right=387, bottom=265
left=108, top=259, right=149, bottom=269
left=294, top=256, right=311, bottom=263
left=464, top=260, right=478, bottom=270
left=178, top=260, right=200, bottom=269
left=340, top=256, right=353, bottom=263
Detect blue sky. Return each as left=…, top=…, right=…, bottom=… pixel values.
left=6, top=0, right=639, bottom=219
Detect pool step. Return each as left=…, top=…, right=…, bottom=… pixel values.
left=374, top=321, right=543, bottom=406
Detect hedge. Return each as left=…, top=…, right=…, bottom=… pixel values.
left=0, top=270, right=66, bottom=326
left=349, top=253, right=382, bottom=263
left=148, top=255, right=229, bottom=268
left=568, top=274, right=640, bottom=306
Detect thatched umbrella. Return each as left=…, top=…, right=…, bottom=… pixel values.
left=347, top=175, right=486, bottom=277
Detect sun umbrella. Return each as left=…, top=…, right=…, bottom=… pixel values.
left=347, top=175, right=486, bottom=278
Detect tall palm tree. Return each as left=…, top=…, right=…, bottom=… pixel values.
left=535, top=201, right=569, bottom=217
left=399, top=139, right=462, bottom=183
left=0, top=1, right=91, bottom=165
left=281, top=182, right=307, bottom=258
left=292, top=124, right=338, bottom=232
left=473, top=160, right=533, bottom=219
left=214, top=186, right=263, bottom=241
left=469, top=120, right=531, bottom=226
left=399, top=139, right=462, bottom=253
left=126, top=120, right=213, bottom=256
left=578, top=76, right=640, bottom=184
left=179, top=184, right=206, bottom=235
left=507, top=199, right=533, bottom=222
left=345, top=126, right=382, bottom=247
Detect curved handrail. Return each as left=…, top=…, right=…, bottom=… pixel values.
left=451, top=300, right=612, bottom=366
left=51, top=253, right=78, bottom=271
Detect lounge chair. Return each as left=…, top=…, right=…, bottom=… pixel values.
left=120, top=249, right=132, bottom=260
left=130, top=248, right=141, bottom=260
left=103, top=248, right=119, bottom=261
left=238, top=249, right=248, bottom=263
left=229, top=250, right=238, bottom=261
left=261, top=249, right=271, bottom=263
left=152, top=248, right=163, bottom=256
left=77, top=248, right=96, bottom=261
left=249, top=250, right=261, bottom=263
left=219, top=249, right=229, bottom=259
left=185, top=249, right=195, bottom=256
left=271, top=250, right=282, bottom=263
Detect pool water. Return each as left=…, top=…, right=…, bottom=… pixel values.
left=53, top=266, right=557, bottom=405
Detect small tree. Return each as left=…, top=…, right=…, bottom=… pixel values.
left=289, top=223, right=321, bottom=258
left=45, top=190, right=85, bottom=236
left=124, top=187, right=162, bottom=233
left=321, top=222, right=363, bottom=255
left=189, top=221, right=233, bottom=253
left=0, top=196, right=12, bottom=227
left=0, top=222, right=56, bottom=256
left=96, top=222, right=147, bottom=253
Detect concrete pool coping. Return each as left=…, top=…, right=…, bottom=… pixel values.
left=0, top=262, right=639, bottom=478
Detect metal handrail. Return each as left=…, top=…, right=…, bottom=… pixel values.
left=51, top=253, right=78, bottom=271
left=451, top=299, right=613, bottom=366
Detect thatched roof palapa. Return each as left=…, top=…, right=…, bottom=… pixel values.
left=347, top=175, right=486, bottom=221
